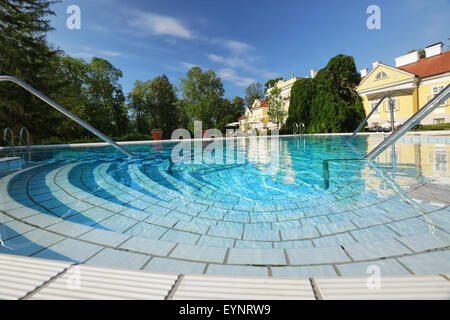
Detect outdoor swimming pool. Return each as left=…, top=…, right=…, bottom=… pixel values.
left=0, top=134, right=449, bottom=277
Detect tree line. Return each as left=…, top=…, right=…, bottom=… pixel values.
left=1, top=0, right=366, bottom=146
left=0, top=0, right=245, bottom=144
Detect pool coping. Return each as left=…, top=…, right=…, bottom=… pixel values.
left=1, top=252, right=449, bottom=300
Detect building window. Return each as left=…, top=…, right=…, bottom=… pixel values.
left=434, top=150, right=448, bottom=172
left=370, top=100, right=381, bottom=113
left=433, top=118, right=445, bottom=125
left=374, top=71, right=388, bottom=81
left=428, top=85, right=448, bottom=107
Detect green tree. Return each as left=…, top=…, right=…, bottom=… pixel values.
left=282, top=54, right=365, bottom=134
left=56, top=56, right=129, bottom=139
left=282, top=78, right=315, bottom=133
left=264, top=77, right=283, bottom=91
left=244, top=82, right=264, bottom=108
left=308, top=54, right=365, bottom=133
left=148, top=74, right=178, bottom=137
left=0, top=0, right=63, bottom=142
left=127, top=80, right=151, bottom=134
left=82, top=57, right=128, bottom=136
left=179, top=66, right=225, bottom=129
left=231, top=96, right=245, bottom=119
left=267, top=86, right=286, bottom=129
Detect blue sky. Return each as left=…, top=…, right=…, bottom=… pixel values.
left=47, top=0, right=449, bottom=102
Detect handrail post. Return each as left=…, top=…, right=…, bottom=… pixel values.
left=388, top=96, right=395, bottom=132
left=0, top=75, right=134, bottom=157
left=346, top=95, right=387, bottom=144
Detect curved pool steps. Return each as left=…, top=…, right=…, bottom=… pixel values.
left=3, top=163, right=450, bottom=250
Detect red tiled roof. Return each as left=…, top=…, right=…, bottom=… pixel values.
left=238, top=116, right=244, bottom=120
left=398, top=50, right=450, bottom=78
left=260, top=99, right=268, bottom=107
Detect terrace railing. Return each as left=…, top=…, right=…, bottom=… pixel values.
left=324, top=84, right=450, bottom=188
left=0, top=75, right=135, bottom=157
left=365, top=83, right=450, bottom=159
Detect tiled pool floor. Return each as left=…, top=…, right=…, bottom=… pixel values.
left=0, top=135, right=449, bottom=277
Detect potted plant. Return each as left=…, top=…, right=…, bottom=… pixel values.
left=151, top=128, right=163, bottom=140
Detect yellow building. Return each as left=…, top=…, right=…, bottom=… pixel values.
left=266, top=75, right=304, bottom=124
left=356, top=42, right=450, bottom=127
left=239, top=99, right=274, bottom=133
left=239, top=75, right=304, bottom=133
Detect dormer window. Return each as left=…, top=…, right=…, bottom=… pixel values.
left=374, top=71, right=389, bottom=81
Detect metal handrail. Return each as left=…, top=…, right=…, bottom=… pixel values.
left=346, top=95, right=387, bottom=144
left=299, top=122, right=305, bottom=135
left=19, top=127, right=30, bottom=150
left=365, top=84, right=450, bottom=159
left=293, top=122, right=299, bottom=135
left=3, top=127, right=14, bottom=155
left=0, top=75, right=135, bottom=157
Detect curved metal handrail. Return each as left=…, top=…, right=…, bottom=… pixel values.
left=3, top=127, right=15, bottom=155
left=20, top=127, right=31, bottom=162
left=0, top=75, right=135, bottom=157
left=293, top=122, right=299, bottom=135
left=299, top=122, right=305, bottom=135
left=19, top=127, right=30, bottom=150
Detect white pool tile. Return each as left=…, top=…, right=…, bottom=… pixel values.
left=343, top=239, right=411, bottom=260
left=336, top=259, right=411, bottom=276
left=170, top=244, right=227, bottom=263
left=144, top=257, right=206, bottom=274
left=272, top=265, right=337, bottom=277
left=206, top=264, right=268, bottom=276
left=227, top=248, right=286, bottom=265
left=396, top=234, right=447, bottom=252
left=286, top=246, right=350, bottom=265
left=78, top=228, right=131, bottom=247
left=85, top=248, right=149, bottom=269
left=119, top=236, right=175, bottom=256
left=280, top=227, right=319, bottom=240
left=398, top=251, right=450, bottom=275
left=45, top=238, right=103, bottom=262
left=46, top=220, right=94, bottom=237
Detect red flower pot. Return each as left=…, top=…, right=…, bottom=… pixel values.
left=151, top=131, right=163, bottom=140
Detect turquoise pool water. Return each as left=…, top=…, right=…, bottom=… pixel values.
left=0, top=135, right=449, bottom=275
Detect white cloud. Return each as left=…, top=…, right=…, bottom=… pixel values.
left=99, top=50, right=122, bottom=57
left=71, top=52, right=94, bottom=59
left=222, top=40, right=252, bottom=53
left=181, top=62, right=198, bottom=70
left=218, top=68, right=256, bottom=87
left=131, top=12, right=192, bottom=39
left=263, top=72, right=281, bottom=78
left=69, top=48, right=122, bottom=60
left=207, top=54, right=247, bottom=69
